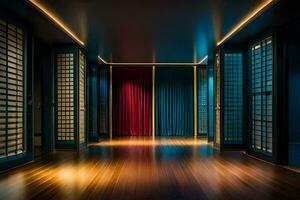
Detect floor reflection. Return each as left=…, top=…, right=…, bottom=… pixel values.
left=0, top=137, right=300, bottom=200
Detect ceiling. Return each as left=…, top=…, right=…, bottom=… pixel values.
left=2, top=0, right=273, bottom=63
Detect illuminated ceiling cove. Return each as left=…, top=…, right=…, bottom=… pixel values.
left=29, top=0, right=275, bottom=63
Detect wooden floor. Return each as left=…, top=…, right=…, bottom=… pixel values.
left=1, top=137, right=300, bottom=200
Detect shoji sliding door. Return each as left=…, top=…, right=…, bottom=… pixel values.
left=0, top=17, right=34, bottom=171
left=223, top=53, right=243, bottom=145
left=215, top=50, right=243, bottom=148
left=0, top=19, right=25, bottom=158
left=55, top=46, right=86, bottom=149
left=155, top=67, right=194, bottom=136
left=197, top=67, right=208, bottom=136
left=250, top=37, right=273, bottom=155
left=56, top=52, right=75, bottom=146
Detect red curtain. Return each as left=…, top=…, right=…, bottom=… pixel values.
left=112, top=67, right=152, bottom=136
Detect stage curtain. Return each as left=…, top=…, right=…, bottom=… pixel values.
left=155, top=67, right=194, bottom=136
left=112, top=67, right=152, bottom=136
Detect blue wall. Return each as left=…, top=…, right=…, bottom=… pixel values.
left=99, top=67, right=108, bottom=137
left=88, top=64, right=108, bottom=141
left=89, top=64, right=99, bottom=140
left=287, top=24, right=300, bottom=166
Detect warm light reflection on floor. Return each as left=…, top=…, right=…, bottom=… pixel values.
left=0, top=137, right=300, bottom=200
left=89, top=137, right=209, bottom=146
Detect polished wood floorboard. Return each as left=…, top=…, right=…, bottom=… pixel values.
left=1, top=137, right=300, bottom=200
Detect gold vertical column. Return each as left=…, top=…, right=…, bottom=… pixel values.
left=152, top=66, right=155, bottom=139
left=109, top=65, right=113, bottom=140
left=194, top=65, right=197, bottom=139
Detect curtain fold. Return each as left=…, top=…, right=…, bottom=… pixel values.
left=155, top=67, right=194, bottom=136
left=112, top=67, right=152, bottom=136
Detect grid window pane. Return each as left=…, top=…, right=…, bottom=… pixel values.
left=56, top=53, right=75, bottom=141
left=251, top=37, right=273, bottom=154
left=223, top=53, right=243, bottom=144
left=198, top=68, right=207, bottom=136
left=79, top=50, right=85, bottom=143
left=0, top=19, right=24, bottom=159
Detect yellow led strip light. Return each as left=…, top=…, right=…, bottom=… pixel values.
left=97, top=55, right=208, bottom=66
left=28, top=0, right=85, bottom=46
left=217, top=0, right=274, bottom=46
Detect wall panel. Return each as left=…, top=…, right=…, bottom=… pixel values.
left=88, top=65, right=98, bottom=140
left=286, top=25, right=300, bottom=166
left=99, top=67, right=108, bottom=137
left=208, top=67, right=214, bottom=141
left=197, top=67, right=207, bottom=136
left=215, top=52, right=221, bottom=147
